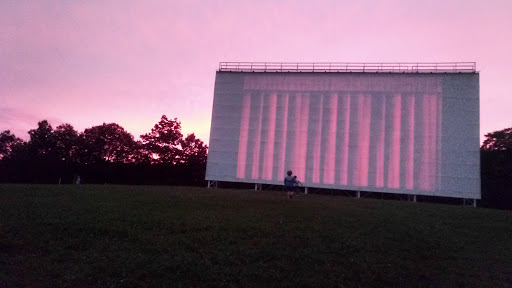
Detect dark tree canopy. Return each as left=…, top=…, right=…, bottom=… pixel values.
left=180, top=133, right=208, bottom=165
left=481, top=127, right=512, bottom=151
left=0, top=115, right=208, bottom=187
left=81, top=123, right=136, bottom=164
left=140, top=115, right=184, bottom=164
left=28, top=120, right=55, bottom=156
left=0, top=130, right=23, bottom=159
left=53, top=124, right=80, bottom=162
left=480, top=126, right=512, bottom=209
left=130, top=140, right=152, bottom=164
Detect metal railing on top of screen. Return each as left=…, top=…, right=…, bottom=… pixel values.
left=218, top=62, right=477, bottom=73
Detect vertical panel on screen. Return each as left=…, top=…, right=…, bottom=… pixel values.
left=338, top=93, right=351, bottom=186
left=323, top=93, right=337, bottom=184
left=262, top=93, right=277, bottom=180
left=374, top=93, right=386, bottom=188
left=236, top=93, right=251, bottom=179
left=206, top=72, right=480, bottom=199
left=388, top=93, right=401, bottom=189
left=405, top=95, right=415, bottom=190
left=277, top=93, right=289, bottom=180
left=311, top=93, right=323, bottom=183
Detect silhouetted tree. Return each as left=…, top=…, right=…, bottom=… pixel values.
left=2, top=121, right=62, bottom=183
left=140, top=115, right=183, bottom=164
left=481, top=127, right=512, bottom=209
left=0, top=139, right=29, bottom=183
left=53, top=124, right=80, bottom=163
left=28, top=120, right=56, bottom=157
left=482, top=127, right=512, bottom=151
left=174, top=133, right=209, bottom=185
left=0, top=116, right=210, bottom=186
left=179, top=133, right=208, bottom=166
left=130, top=140, right=152, bottom=164
left=80, top=123, right=136, bottom=164
left=0, top=130, right=23, bottom=159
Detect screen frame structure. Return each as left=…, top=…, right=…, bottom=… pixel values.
left=206, top=70, right=480, bottom=200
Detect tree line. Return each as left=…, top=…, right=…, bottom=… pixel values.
left=1, top=117, right=511, bottom=209
left=0, top=115, right=208, bottom=186
left=480, top=127, right=512, bottom=209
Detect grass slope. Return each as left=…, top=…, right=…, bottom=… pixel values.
left=1, top=184, right=511, bottom=288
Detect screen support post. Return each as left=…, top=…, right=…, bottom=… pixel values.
left=207, top=180, right=218, bottom=188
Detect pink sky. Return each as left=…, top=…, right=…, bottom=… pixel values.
left=1, top=0, right=511, bottom=144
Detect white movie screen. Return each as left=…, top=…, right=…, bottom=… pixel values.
left=206, top=72, right=480, bottom=199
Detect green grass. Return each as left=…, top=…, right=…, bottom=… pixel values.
left=1, top=184, right=511, bottom=288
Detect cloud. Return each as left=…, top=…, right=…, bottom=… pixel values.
left=0, top=106, right=65, bottom=140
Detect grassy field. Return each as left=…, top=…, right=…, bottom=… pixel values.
left=1, top=184, right=511, bottom=288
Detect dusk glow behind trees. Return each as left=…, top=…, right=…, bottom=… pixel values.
left=0, top=115, right=208, bottom=185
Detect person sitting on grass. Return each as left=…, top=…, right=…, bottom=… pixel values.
left=284, top=170, right=298, bottom=199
